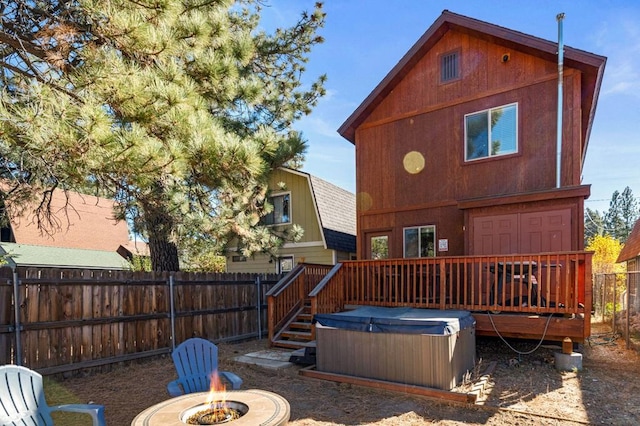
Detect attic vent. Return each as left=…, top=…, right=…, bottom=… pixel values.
left=440, top=50, right=460, bottom=82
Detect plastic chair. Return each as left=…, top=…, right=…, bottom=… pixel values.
left=167, top=337, right=242, bottom=396
left=0, top=364, right=106, bottom=426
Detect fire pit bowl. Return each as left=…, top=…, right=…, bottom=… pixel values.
left=131, top=389, right=290, bottom=426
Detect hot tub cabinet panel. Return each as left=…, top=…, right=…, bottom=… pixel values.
left=314, top=307, right=476, bottom=390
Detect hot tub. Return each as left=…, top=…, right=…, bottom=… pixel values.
left=314, top=307, right=476, bottom=390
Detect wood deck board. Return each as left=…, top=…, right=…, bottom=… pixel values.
left=474, top=312, right=587, bottom=342
left=299, top=366, right=477, bottom=404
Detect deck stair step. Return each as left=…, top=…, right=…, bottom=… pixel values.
left=280, top=330, right=312, bottom=340
left=271, top=300, right=318, bottom=350
left=290, top=321, right=312, bottom=330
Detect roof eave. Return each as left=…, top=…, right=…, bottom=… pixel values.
left=338, top=10, right=607, bottom=147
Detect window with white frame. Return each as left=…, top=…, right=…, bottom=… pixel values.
left=263, top=192, right=291, bottom=225
left=403, top=226, right=436, bottom=258
left=465, top=103, right=517, bottom=161
left=277, top=255, right=294, bottom=273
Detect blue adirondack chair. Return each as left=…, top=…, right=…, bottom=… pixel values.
left=167, top=337, right=242, bottom=396
left=0, top=365, right=106, bottom=426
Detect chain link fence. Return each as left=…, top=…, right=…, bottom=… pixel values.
left=593, top=271, right=640, bottom=350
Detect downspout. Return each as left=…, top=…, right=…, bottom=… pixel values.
left=556, top=13, right=565, bottom=188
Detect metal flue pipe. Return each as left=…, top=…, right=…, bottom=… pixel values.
left=556, top=13, right=565, bottom=188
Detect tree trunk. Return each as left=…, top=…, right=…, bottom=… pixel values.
left=148, top=234, right=180, bottom=272
left=144, top=186, right=181, bottom=271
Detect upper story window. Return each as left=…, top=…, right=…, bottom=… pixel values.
left=263, top=192, right=291, bottom=226
left=440, top=50, right=460, bottom=83
left=465, top=103, right=518, bottom=161
left=403, top=225, right=436, bottom=258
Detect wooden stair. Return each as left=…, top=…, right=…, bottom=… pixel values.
left=271, top=301, right=316, bottom=350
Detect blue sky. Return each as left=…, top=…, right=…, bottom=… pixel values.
left=259, top=1, right=640, bottom=214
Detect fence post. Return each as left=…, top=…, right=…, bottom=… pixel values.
left=169, top=273, right=176, bottom=351
left=12, top=268, right=21, bottom=366
left=257, top=275, right=262, bottom=340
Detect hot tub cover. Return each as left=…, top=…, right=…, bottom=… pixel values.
left=313, top=307, right=475, bottom=335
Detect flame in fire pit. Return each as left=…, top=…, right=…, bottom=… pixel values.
left=182, top=371, right=247, bottom=425
left=206, top=371, right=227, bottom=406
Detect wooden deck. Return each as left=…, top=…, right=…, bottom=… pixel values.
left=267, top=252, right=592, bottom=347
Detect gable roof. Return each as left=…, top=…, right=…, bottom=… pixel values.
left=278, top=167, right=356, bottom=253
left=338, top=10, right=606, bottom=166
left=617, top=219, right=640, bottom=263
left=308, top=174, right=357, bottom=253
left=0, top=242, right=130, bottom=270
left=6, top=189, right=132, bottom=252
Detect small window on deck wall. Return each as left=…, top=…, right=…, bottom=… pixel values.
left=404, top=226, right=436, bottom=258
left=440, top=50, right=460, bottom=83
left=370, top=236, right=389, bottom=259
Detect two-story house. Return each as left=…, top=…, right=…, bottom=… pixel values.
left=225, top=168, right=356, bottom=274
left=267, top=11, right=606, bottom=349
left=339, top=10, right=605, bottom=261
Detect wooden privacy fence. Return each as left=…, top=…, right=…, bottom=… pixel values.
left=0, top=267, right=282, bottom=375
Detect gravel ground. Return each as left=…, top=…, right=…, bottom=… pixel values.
left=47, top=322, right=640, bottom=425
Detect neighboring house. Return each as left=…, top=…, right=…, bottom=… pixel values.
left=338, top=10, right=605, bottom=260
left=225, top=168, right=356, bottom=274
left=1, top=189, right=145, bottom=269
left=617, top=219, right=640, bottom=271
left=617, top=219, right=640, bottom=314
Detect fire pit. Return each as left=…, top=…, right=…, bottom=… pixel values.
left=131, top=389, right=290, bottom=426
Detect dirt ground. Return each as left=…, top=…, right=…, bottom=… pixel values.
left=49, top=322, right=640, bottom=426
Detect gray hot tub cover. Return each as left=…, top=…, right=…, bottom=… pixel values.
left=313, top=306, right=475, bottom=335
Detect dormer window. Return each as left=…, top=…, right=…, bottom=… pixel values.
left=440, top=50, right=460, bottom=83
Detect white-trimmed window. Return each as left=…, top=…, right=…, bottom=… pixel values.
left=465, top=103, right=518, bottom=161
left=263, top=192, right=291, bottom=225
left=403, top=226, right=436, bottom=258
left=277, top=255, right=294, bottom=273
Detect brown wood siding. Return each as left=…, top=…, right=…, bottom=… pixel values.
left=356, top=76, right=581, bottom=212
left=354, top=28, right=587, bottom=258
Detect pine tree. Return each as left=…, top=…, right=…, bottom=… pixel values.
left=618, top=186, right=638, bottom=241
left=0, top=1, right=326, bottom=271
left=584, top=207, right=605, bottom=243
left=604, top=186, right=638, bottom=243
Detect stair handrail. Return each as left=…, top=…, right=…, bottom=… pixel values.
left=265, top=263, right=306, bottom=298
left=308, top=263, right=342, bottom=297
left=267, top=263, right=335, bottom=346
left=308, top=263, right=344, bottom=342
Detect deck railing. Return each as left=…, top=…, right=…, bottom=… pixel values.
left=267, top=252, right=592, bottom=342
left=313, top=252, right=591, bottom=316
left=266, top=263, right=334, bottom=342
